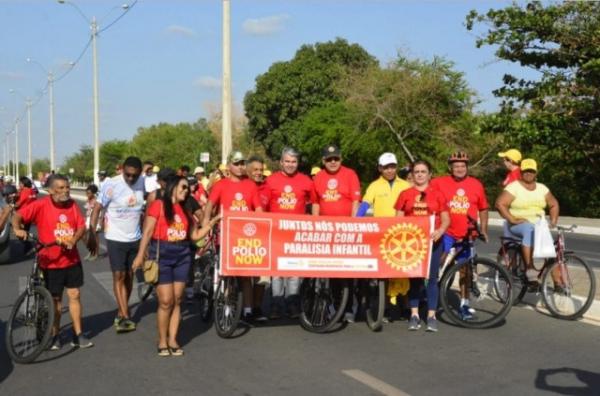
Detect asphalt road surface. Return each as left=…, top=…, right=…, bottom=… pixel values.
left=1, top=227, right=599, bottom=396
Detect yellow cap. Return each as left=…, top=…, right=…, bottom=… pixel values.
left=310, top=166, right=321, bottom=176
left=218, top=163, right=227, bottom=171
left=520, top=158, right=537, bottom=172
left=152, top=165, right=160, bottom=173
left=498, top=149, right=522, bottom=163
left=263, top=170, right=272, bottom=177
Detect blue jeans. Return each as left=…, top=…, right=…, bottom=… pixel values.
left=409, top=240, right=443, bottom=311
left=504, top=221, right=534, bottom=247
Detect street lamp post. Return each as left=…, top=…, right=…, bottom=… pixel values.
left=10, top=89, right=33, bottom=179
left=14, top=120, right=20, bottom=181
left=221, top=0, right=232, bottom=164
left=58, top=0, right=130, bottom=185
left=27, top=58, right=56, bottom=172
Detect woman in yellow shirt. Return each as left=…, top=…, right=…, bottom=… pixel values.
left=495, top=159, right=559, bottom=283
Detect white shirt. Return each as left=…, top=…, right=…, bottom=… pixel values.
left=144, top=174, right=159, bottom=194
left=98, top=174, right=145, bottom=242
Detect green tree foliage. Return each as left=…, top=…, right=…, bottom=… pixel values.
left=467, top=1, right=600, bottom=216
left=100, top=140, right=130, bottom=174
left=63, top=145, right=93, bottom=182
left=32, top=158, right=50, bottom=177
left=244, top=38, right=377, bottom=158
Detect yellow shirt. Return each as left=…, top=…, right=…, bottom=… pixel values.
left=363, top=176, right=411, bottom=217
left=505, top=181, right=549, bottom=223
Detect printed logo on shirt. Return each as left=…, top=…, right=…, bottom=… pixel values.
left=54, top=214, right=75, bottom=244
left=448, top=188, right=470, bottom=215
left=230, top=192, right=248, bottom=211
left=127, top=195, right=138, bottom=207
left=277, top=185, right=298, bottom=210
left=167, top=214, right=187, bottom=241
left=323, top=178, right=341, bottom=202
left=412, top=193, right=429, bottom=216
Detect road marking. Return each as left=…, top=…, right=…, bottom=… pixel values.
left=342, top=369, right=410, bottom=396
left=91, top=271, right=142, bottom=304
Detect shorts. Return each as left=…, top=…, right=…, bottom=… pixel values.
left=441, top=234, right=470, bottom=264
left=43, top=263, right=84, bottom=297
left=107, top=239, right=140, bottom=272
left=149, top=241, right=191, bottom=285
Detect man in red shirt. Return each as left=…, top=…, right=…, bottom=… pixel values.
left=203, top=151, right=263, bottom=322
left=498, top=148, right=522, bottom=187
left=431, top=151, right=489, bottom=320
left=263, top=147, right=313, bottom=318
left=12, top=174, right=92, bottom=350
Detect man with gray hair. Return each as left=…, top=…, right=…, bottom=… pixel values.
left=262, top=147, right=314, bottom=318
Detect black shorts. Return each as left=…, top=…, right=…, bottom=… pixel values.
left=107, top=239, right=140, bottom=272
left=43, top=264, right=84, bottom=297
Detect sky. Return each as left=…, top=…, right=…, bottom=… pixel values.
left=0, top=0, right=537, bottom=166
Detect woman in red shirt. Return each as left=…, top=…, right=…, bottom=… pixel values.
left=15, top=177, right=37, bottom=210
left=133, top=176, right=220, bottom=356
left=395, top=160, right=450, bottom=333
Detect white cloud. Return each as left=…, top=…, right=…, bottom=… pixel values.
left=0, top=71, right=25, bottom=80
left=164, top=25, right=198, bottom=38
left=193, top=76, right=221, bottom=89
left=242, top=14, right=289, bottom=36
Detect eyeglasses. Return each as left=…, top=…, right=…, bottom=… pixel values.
left=123, top=172, right=139, bottom=180
left=325, top=157, right=341, bottom=163
left=232, top=161, right=245, bottom=166
left=181, top=184, right=189, bottom=190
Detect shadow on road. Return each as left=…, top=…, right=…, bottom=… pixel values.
left=0, top=319, right=14, bottom=383
left=535, top=367, right=600, bottom=395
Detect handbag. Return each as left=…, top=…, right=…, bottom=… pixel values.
left=533, top=216, right=556, bottom=259
left=143, top=205, right=162, bottom=284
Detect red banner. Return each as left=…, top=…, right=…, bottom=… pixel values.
left=220, top=211, right=434, bottom=278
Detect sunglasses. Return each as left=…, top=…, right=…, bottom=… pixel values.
left=232, top=161, right=246, bottom=166
left=325, top=157, right=341, bottom=163
left=180, top=184, right=189, bottom=190
left=123, top=172, right=139, bottom=179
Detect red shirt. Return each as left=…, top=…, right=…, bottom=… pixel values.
left=18, top=196, right=85, bottom=269
left=264, top=171, right=313, bottom=214
left=147, top=200, right=189, bottom=242
left=192, top=183, right=207, bottom=203
left=256, top=182, right=270, bottom=211
left=394, top=185, right=447, bottom=228
left=208, top=178, right=261, bottom=212
left=503, top=168, right=521, bottom=187
left=16, top=187, right=36, bottom=209
left=312, top=166, right=361, bottom=216
left=431, top=176, right=488, bottom=239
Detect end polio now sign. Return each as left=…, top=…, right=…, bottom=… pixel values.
left=220, top=211, right=434, bottom=278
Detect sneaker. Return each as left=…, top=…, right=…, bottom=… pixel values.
left=116, top=318, right=136, bottom=333
left=408, top=315, right=421, bottom=331
left=48, top=335, right=62, bottom=351
left=113, top=316, right=122, bottom=327
left=71, top=333, right=94, bottom=349
left=426, top=317, right=438, bottom=332
left=253, top=307, right=268, bottom=323
left=344, top=311, right=355, bottom=323
left=460, top=305, right=473, bottom=320
left=242, top=311, right=254, bottom=324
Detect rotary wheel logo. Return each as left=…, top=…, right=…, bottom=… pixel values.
left=380, top=223, right=428, bottom=272
left=243, top=223, right=257, bottom=237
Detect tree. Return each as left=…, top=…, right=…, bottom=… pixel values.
left=100, top=140, right=130, bottom=174
left=32, top=158, right=51, bottom=178
left=467, top=1, right=600, bottom=216
left=244, top=38, right=377, bottom=158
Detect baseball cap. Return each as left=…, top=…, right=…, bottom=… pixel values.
left=98, top=170, right=107, bottom=176
left=194, top=166, right=205, bottom=174
left=321, top=145, right=341, bottom=159
left=228, top=151, right=245, bottom=163
left=152, top=165, right=160, bottom=173
left=378, top=152, right=398, bottom=166
left=157, top=167, right=176, bottom=181
left=498, top=149, right=522, bottom=163
left=310, top=166, right=321, bottom=176
left=520, top=158, right=537, bottom=172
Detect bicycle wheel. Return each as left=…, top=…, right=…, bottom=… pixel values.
left=440, top=257, right=513, bottom=329
left=299, top=278, right=349, bottom=333
left=541, top=255, right=596, bottom=320
left=361, top=279, right=385, bottom=332
left=5, top=286, right=55, bottom=364
left=213, top=276, right=242, bottom=338
left=494, top=246, right=527, bottom=305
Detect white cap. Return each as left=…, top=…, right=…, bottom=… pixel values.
left=378, top=153, right=397, bottom=166
left=193, top=166, right=205, bottom=174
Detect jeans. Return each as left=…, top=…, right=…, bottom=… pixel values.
left=409, top=239, right=443, bottom=311
left=504, top=221, right=535, bottom=247
left=271, top=277, right=300, bottom=311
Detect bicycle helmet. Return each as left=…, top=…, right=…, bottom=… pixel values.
left=448, top=151, right=469, bottom=164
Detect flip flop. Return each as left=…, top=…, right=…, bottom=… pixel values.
left=168, top=346, right=184, bottom=356
left=157, top=347, right=170, bottom=357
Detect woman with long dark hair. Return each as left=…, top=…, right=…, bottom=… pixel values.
left=133, top=176, right=219, bottom=356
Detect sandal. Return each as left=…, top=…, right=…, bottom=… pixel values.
left=157, top=347, right=170, bottom=357
left=168, top=346, right=184, bottom=356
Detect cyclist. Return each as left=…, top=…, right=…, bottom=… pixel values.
left=395, top=160, right=450, bottom=332
left=431, top=151, right=489, bottom=319
left=263, top=147, right=314, bottom=319
left=498, top=148, right=522, bottom=187
left=12, top=174, right=93, bottom=349
left=312, top=144, right=361, bottom=322
left=202, top=151, right=263, bottom=322
left=495, top=159, right=559, bottom=286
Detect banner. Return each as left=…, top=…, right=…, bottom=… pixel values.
left=220, top=211, right=434, bottom=278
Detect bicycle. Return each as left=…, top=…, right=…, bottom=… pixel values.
left=5, top=236, right=56, bottom=364
left=192, top=230, right=219, bottom=323
left=495, top=224, right=596, bottom=320
left=438, top=223, right=514, bottom=329
left=299, top=278, right=349, bottom=333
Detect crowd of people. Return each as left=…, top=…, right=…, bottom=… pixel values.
left=0, top=144, right=561, bottom=356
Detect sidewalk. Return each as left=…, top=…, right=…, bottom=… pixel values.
left=487, top=212, right=599, bottom=236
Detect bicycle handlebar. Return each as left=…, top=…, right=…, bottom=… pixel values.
left=556, top=224, right=577, bottom=232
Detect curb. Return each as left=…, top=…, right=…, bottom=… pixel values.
left=488, top=218, right=599, bottom=237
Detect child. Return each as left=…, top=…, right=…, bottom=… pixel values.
left=84, top=184, right=101, bottom=260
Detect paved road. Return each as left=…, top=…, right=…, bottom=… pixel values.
left=1, top=228, right=600, bottom=395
